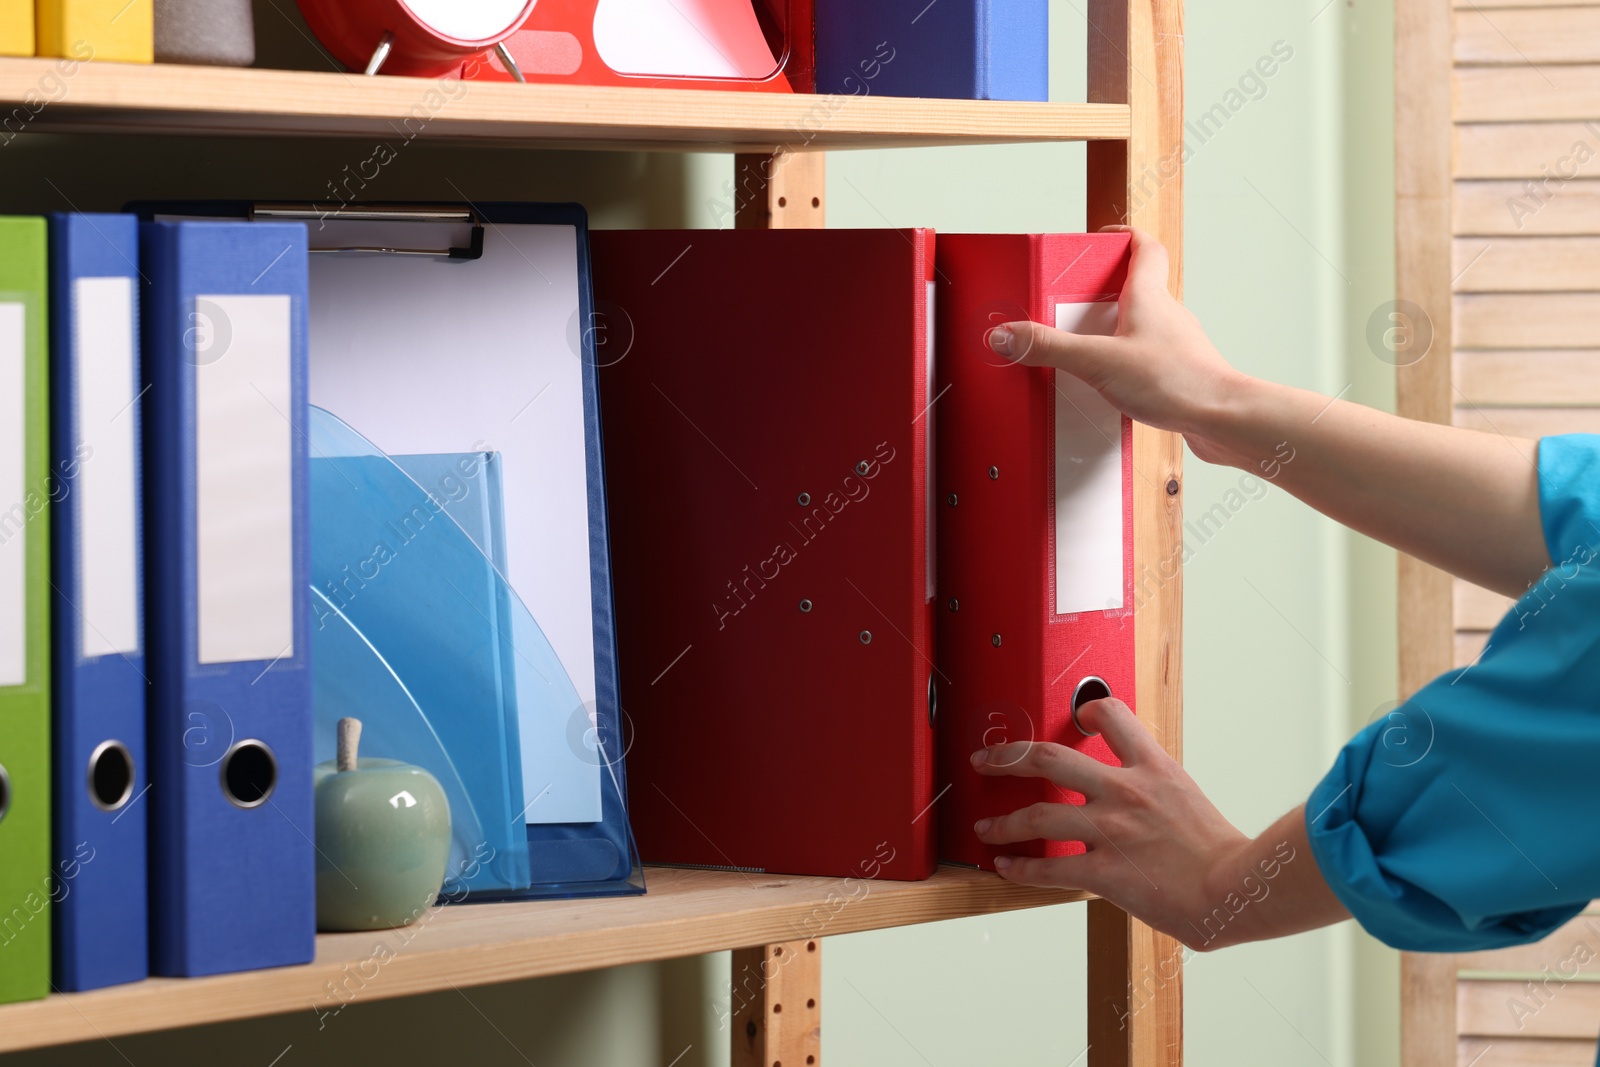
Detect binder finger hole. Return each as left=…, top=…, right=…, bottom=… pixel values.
left=1070, top=676, right=1112, bottom=737
left=88, top=741, right=135, bottom=812
left=220, top=740, right=278, bottom=809
left=0, top=762, right=10, bottom=826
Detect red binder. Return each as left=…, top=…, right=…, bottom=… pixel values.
left=934, top=233, right=1134, bottom=870
left=593, top=229, right=936, bottom=880
left=461, top=0, right=813, bottom=93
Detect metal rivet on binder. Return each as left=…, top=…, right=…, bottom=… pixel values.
left=0, top=761, right=10, bottom=826
left=948, top=598, right=960, bottom=612
left=989, top=466, right=1000, bottom=480
left=947, top=493, right=958, bottom=507
left=859, top=630, right=873, bottom=645
left=799, top=599, right=813, bottom=613
left=797, top=492, right=812, bottom=506
left=856, top=461, right=871, bottom=476
left=991, top=633, right=1003, bottom=647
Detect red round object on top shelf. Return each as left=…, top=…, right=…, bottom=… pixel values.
left=296, top=0, right=537, bottom=78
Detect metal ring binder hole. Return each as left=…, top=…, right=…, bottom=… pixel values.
left=799, top=599, right=813, bottom=613
left=947, top=493, right=958, bottom=507
left=928, top=674, right=939, bottom=726
left=88, top=740, right=135, bottom=812
left=948, top=598, right=959, bottom=612
left=0, top=762, right=10, bottom=826
left=859, top=630, right=873, bottom=645
left=797, top=492, right=811, bottom=506
left=989, top=466, right=1000, bottom=480
left=1071, top=676, right=1112, bottom=737
left=856, top=461, right=871, bottom=476
left=220, top=740, right=279, bottom=809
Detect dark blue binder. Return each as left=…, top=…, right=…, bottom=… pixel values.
left=814, top=0, right=1048, bottom=101
left=141, top=220, right=315, bottom=976
left=48, top=213, right=149, bottom=992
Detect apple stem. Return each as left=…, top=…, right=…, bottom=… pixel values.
left=337, top=717, right=362, bottom=772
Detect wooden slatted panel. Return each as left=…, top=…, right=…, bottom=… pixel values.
left=1457, top=65, right=1600, bottom=121
left=1457, top=124, right=1600, bottom=180
left=1454, top=237, right=1600, bottom=291
left=1456, top=351, right=1600, bottom=405
left=1456, top=294, right=1600, bottom=348
left=1454, top=909, right=1600, bottom=974
left=1454, top=406, right=1600, bottom=437
left=1455, top=7, right=1600, bottom=64
left=1455, top=182, right=1600, bottom=237
left=1459, top=1038, right=1600, bottom=1066
left=1460, top=981, right=1600, bottom=1040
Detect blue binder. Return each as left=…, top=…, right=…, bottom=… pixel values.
left=48, top=214, right=149, bottom=992
left=814, top=0, right=1048, bottom=101
left=141, top=220, right=315, bottom=976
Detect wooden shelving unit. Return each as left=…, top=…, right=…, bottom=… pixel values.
left=0, top=2, right=1185, bottom=1062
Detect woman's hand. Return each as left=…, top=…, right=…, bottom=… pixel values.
left=986, top=226, right=1249, bottom=468
left=971, top=697, right=1350, bottom=951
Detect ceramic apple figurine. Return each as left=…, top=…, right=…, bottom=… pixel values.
left=315, top=718, right=452, bottom=932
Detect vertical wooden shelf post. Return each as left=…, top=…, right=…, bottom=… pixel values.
left=729, top=146, right=829, bottom=1067
left=1087, top=0, right=1186, bottom=1065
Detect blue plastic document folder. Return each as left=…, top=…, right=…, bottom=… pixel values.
left=48, top=212, right=149, bottom=992
left=815, top=0, right=1049, bottom=101
left=131, top=200, right=643, bottom=902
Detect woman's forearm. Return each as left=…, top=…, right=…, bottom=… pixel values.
left=1193, top=805, right=1349, bottom=951
left=1202, top=376, right=1548, bottom=599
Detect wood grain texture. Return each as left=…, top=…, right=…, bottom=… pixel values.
left=731, top=941, right=822, bottom=1067
left=1453, top=907, right=1600, bottom=974
left=1456, top=293, right=1600, bottom=348
left=1456, top=64, right=1600, bottom=121
left=1085, top=2, right=1184, bottom=1063
left=1453, top=404, right=1600, bottom=437
left=1405, top=954, right=1463, bottom=1067
left=735, top=150, right=826, bottom=229
left=1458, top=1038, right=1600, bottom=1067
left=1457, top=123, right=1600, bottom=180
left=1454, top=236, right=1600, bottom=291
left=1455, top=6, right=1600, bottom=64
left=1460, top=980, right=1600, bottom=1039
left=1456, top=181, right=1600, bottom=237
left=1456, top=350, right=1600, bottom=404
left=0, top=865, right=1085, bottom=1054
left=0, top=57, right=1131, bottom=151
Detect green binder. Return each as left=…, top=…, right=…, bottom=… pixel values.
left=0, top=217, right=51, bottom=1004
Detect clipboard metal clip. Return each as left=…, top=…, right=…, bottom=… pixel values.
left=249, top=204, right=487, bottom=261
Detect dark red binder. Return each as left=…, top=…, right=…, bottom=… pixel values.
left=593, top=229, right=937, bottom=881
left=934, top=233, right=1135, bottom=870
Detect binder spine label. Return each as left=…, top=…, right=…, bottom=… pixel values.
left=76, top=276, right=141, bottom=658
left=0, top=300, right=26, bottom=686
left=194, top=293, right=295, bottom=665
left=1052, top=301, right=1124, bottom=616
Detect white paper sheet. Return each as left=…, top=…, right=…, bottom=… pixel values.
left=75, top=277, right=141, bottom=659
left=305, top=221, right=602, bottom=825
left=593, top=0, right=779, bottom=78
left=195, top=294, right=296, bottom=665
left=400, top=0, right=529, bottom=43
left=1053, top=302, right=1125, bottom=616
left=0, top=302, right=25, bottom=687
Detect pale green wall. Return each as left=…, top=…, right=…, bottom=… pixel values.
left=0, top=0, right=1400, bottom=1063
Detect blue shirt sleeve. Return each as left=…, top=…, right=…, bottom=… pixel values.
left=1305, top=434, right=1600, bottom=952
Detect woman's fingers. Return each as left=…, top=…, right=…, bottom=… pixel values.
left=1074, top=697, right=1160, bottom=767
left=991, top=853, right=1103, bottom=893
left=992, top=318, right=1119, bottom=382
left=975, top=801, right=1102, bottom=848
left=972, top=740, right=1114, bottom=795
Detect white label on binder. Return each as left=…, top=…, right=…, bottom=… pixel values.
left=399, top=0, right=528, bottom=43
left=76, top=277, right=141, bottom=659
left=195, top=294, right=295, bottom=666
left=1054, top=301, right=1124, bottom=616
left=593, top=0, right=779, bottom=79
left=925, top=280, right=937, bottom=603
left=0, top=302, right=25, bottom=686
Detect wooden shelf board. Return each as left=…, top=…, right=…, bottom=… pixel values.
left=0, top=865, right=1083, bottom=1053
left=0, top=58, right=1130, bottom=150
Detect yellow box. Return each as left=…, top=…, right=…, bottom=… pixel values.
left=0, top=0, right=35, bottom=55
left=36, top=0, right=152, bottom=63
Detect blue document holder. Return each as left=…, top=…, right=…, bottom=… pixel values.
left=815, top=0, right=1048, bottom=101
left=141, top=220, right=316, bottom=976
left=48, top=213, right=149, bottom=992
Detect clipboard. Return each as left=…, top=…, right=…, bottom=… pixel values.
left=130, top=200, right=644, bottom=902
